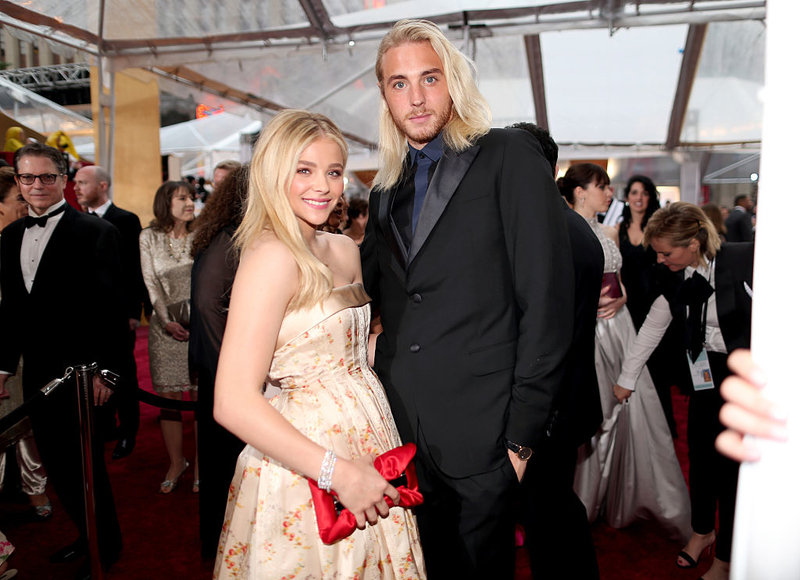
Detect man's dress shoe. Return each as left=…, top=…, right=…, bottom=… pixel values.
left=112, top=437, right=135, bottom=460
left=49, top=540, right=86, bottom=563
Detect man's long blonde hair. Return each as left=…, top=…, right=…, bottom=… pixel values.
left=372, top=19, right=491, bottom=191
left=235, top=109, right=348, bottom=311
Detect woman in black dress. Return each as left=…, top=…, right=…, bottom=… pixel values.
left=189, top=166, right=249, bottom=559
left=617, top=175, right=687, bottom=436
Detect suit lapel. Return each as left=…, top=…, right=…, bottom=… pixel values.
left=377, top=186, right=408, bottom=280
left=407, top=143, right=480, bottom=265
left=31, top=206, right=77, bottom=295
left=713, top=251, right=736, bottom=344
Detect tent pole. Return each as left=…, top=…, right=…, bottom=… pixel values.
left=95, top=0, right=108, bottom=168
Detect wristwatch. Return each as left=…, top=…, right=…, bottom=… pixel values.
left=505, top=439, right=533, bottom=461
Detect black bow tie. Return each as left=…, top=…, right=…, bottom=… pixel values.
left=24, top=204, right=66, bottom=229
left=676, top=270, right=715, bottom=362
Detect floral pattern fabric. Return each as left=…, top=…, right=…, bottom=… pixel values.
left=214, top=284, right=425, bottom=579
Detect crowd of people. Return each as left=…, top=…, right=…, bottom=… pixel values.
left=0, top=17, right=763, bottom=580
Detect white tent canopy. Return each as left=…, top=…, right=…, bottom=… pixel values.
left=74, top=111, right=262, bottom=177
left=0, top=0, right=767, bottom=194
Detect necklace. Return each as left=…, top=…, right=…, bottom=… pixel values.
left=167, top=234, right=188, bottom=261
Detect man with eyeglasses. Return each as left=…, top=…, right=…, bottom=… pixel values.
left=0, top=142, right=125, bottom=579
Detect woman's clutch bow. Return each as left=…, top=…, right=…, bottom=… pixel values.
left=308, top=443, right=423, bottom=544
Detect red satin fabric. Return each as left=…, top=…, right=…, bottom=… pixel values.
left=309, top=443, right=423, bottom=544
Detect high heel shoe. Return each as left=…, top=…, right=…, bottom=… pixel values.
left=159, top=458, right=189, bottom=494
left=192, top=479, right=201, bottom=494
left=677, top=531, right=716, bottom=568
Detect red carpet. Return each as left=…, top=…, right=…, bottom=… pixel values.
left=1, top=328, right=699, bottom=579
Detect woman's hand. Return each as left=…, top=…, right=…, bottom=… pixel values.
left=613, top=384, right=633, bottom=403
left=165, top=321, right=190, bottom=341
left=598, top=287, right=626, bottom=319
left=331, top=454, right=400, bottom=529
left=716, top=349, right=788, bottom=462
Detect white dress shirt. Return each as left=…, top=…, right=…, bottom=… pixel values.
left=617, top=260, right=727, bottom=390
left=21, top=199, right=67, bottom=293
left=90, top=198, right=113, bottom=218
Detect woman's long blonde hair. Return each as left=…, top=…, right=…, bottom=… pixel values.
left=235, top=109, right=348, bottom=311
left=372, top=19, right=491, bottom=191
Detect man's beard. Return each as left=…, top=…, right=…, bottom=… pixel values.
left=393, top=100, right=453, bottom=145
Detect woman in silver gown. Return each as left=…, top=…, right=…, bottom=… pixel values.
left=140, top=181, right=198, bottom=493
left=560, top=163, right=691, bottom=541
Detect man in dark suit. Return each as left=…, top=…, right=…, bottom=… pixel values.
left=508, top=122, right=603, bottom=579
left=0, top=143, right=125, bottom=579
left=74, top=164, right=145, bottom=459
left=724, top=194, right=754, bottom=242
left=361, top=20, right=574, bottom=578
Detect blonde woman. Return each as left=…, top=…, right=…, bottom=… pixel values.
left=213, top=110, right=424, bottom=578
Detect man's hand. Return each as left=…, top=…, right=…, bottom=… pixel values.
left=164, top=321, right=190, bottom=341
left=0, top=374, right=9, bottom=399
left=507, top=449, right=527, bottom=482
left=128, top=318, right=141, bottom=332
left=93, top=374, right=113, bottom=406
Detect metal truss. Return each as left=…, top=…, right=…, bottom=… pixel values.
left=0, top=63, right=90, bottom=91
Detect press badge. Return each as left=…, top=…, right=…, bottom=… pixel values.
left=687, top=349, right=714, bottom=391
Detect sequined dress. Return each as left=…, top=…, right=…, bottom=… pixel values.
left=139, top=228, right=196, bottom=392
left=215, top=284, right=425, bottom=579
left=573, top=217, right=691, bottom=541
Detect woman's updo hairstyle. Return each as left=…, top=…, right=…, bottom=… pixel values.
left=644, top=201, right=722, bottom=266
left=556, top=163, right=610, bottom=205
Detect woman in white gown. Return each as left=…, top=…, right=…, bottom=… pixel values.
left=213, top=110, right=424, bottom=579
left=559, top=163, right=691, bottom=541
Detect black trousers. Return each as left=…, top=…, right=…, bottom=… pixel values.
left=30, top=385, right=122, bottom=563
left=687, top=351, right=739, bottom=562
left=196, top=367, right=245, bottom=559
left=413, top=425, right=518, bottom=579
left=520, top=441, right=599, bottom=580
left=115, top=329, right=141, bottom=440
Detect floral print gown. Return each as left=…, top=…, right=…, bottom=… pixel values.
left=215, top=284, right=425, bottom=579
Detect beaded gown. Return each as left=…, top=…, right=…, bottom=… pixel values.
left=139, top=228, right=196, bottom=392
left=573, top=217, right=691, bottom=541
left=215, top=284, right=425, bottom=579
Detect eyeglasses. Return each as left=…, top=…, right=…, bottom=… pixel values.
left=16, top=173, right=61, bottom=185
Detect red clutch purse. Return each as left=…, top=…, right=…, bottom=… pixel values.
left=308, top=443, right=423, bottom=544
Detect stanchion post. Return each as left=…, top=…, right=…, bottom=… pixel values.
left=75, top=363, right=104, bottom=580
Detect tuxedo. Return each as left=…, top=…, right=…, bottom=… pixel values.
left=0, top=203, right=125, bottom=562
left=659, top=241, right=754, bottom=563
left=100, top=202, right=145, bottom=442
left=361, top=128, right=574, bottom=577
left=520, top=204, right=603, bottom=580
left=724, top=206, right=754, bottom=243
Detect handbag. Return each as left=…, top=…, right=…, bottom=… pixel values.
left=308, top=443, right=423, bottom=544
left=166, top=299, right=191, bottom=328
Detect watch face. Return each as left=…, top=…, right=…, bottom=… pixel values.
left=518, top=447, right=533, bottom=461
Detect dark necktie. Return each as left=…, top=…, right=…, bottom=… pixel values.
left=676, top=271, right=715, bottom=362
left=411, top=152, right=433, bottom=234
left=24, top=204, right=66, bottom=229
left=88, top=211, right=98, bottom=217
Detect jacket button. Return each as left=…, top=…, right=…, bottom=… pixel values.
left=411, top=293, right=422, bottom=303
left=409, top=344, right=421, bottom=353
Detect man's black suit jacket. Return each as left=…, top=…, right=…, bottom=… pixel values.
left=362, top=128, right=574, bottom=478
left=0, top=204, right=127, bottom=396
left=547, top=206, right=604, bottom=449
left=724, top=208, right=754, bottom=243
left=103, top=203, right=147, bottom=321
